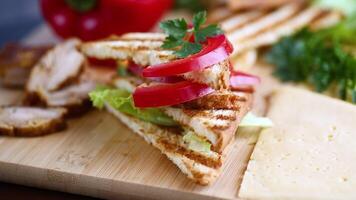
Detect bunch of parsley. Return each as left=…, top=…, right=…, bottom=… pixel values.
left=266, top=16, right=356, bottom=103
left=160, top=11, right=223, bottom=58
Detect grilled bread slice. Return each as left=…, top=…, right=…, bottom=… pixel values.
left=0, top=106, right=66, bottom=136
left=106, top=104, right=221, bottom=185
left=81, top=33, right=230, bottom=90
left=164, top=99, right=251, bottom=153
left=211, top=2, right=342, bottom=57
left=81, top=33, right=174, bottom=66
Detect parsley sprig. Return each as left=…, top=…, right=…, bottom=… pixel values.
left=267, top=16, right=356, bottom=103
left=160, top=11, right=223, bottom=58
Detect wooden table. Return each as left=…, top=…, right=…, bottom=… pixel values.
left=0, top=182, right=98, bottom=200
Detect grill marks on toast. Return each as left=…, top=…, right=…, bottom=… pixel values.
left=158, top=139, right=223, bottom=168
left=232, top=7, right=324, bottom=55
left=106, top=105, right=221, bottom=184
left=183, top=91, right=248, bottom=110
left=81, top=33, right=175, bottom=66
left=228, top=3, right=303, bottom=43
left=210, top=2, right=342, bottom=56
left=164, top=92, right=251, bottom=153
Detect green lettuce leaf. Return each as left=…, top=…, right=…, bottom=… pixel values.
left=183, top=131, right=211, bottom=153
left=89, top=87, right=178, bottom=126
left=240, top=112, right=274, bottom=128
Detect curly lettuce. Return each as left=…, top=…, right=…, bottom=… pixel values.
left=183, top=131, right=211, bottom=153
left=89, top=87, right=178, bottom=126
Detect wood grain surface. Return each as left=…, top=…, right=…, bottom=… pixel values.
left=0, top=23, right=276, bottom=199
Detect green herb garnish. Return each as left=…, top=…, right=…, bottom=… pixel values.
left=266, top=16, right=356, bottom=103
left=160, top=11, right=223, bottom=58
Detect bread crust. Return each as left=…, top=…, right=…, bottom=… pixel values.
left=106, top=104, right=222, bottom=185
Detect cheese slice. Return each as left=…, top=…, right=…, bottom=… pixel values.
left=239, top=86, right=356, bottom=200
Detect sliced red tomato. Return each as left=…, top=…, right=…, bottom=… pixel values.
left=128, top=63, right=184, bottom=83
left=133, top=81, right=214, bottom=108
left=128, top=62, right=143, bottom=76
left=88, top=57, right=117, bottom=67
left=142, top=35, right=233, bottom=77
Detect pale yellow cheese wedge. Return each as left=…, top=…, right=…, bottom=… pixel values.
left=239, top=86, right=356, bottom=200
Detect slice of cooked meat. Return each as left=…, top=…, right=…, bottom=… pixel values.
left=27, top=39, right=84, bottom=92
left=0, top=107, right=66, bottom=137
left=81, top=33, right=231, bottom=90
left=0, top=43, right=50, bottom=88
left=36, top=80, right=96, bottom=107
left=25, top=39, right=95, bottom=112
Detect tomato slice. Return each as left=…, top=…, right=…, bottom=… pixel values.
left=142, top=35, right=233, bottom=77
left=128, top=63, right=184, bottom=83
left=230, top=70, right=260, bottom=90
left=88, top=57, right=117, bottom=67
left=133, top=81, right=214, bottom=108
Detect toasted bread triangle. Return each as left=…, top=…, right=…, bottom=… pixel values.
left=106, top=77, right=252, bottom=184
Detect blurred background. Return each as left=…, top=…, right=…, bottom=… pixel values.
left=0, top=0, right=42, bottom=46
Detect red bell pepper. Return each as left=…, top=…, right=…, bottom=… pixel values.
left=40, top=0, right=173, bottom=41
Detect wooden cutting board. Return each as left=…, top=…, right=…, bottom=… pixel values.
left=0, top=25, right=275, bottom=200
